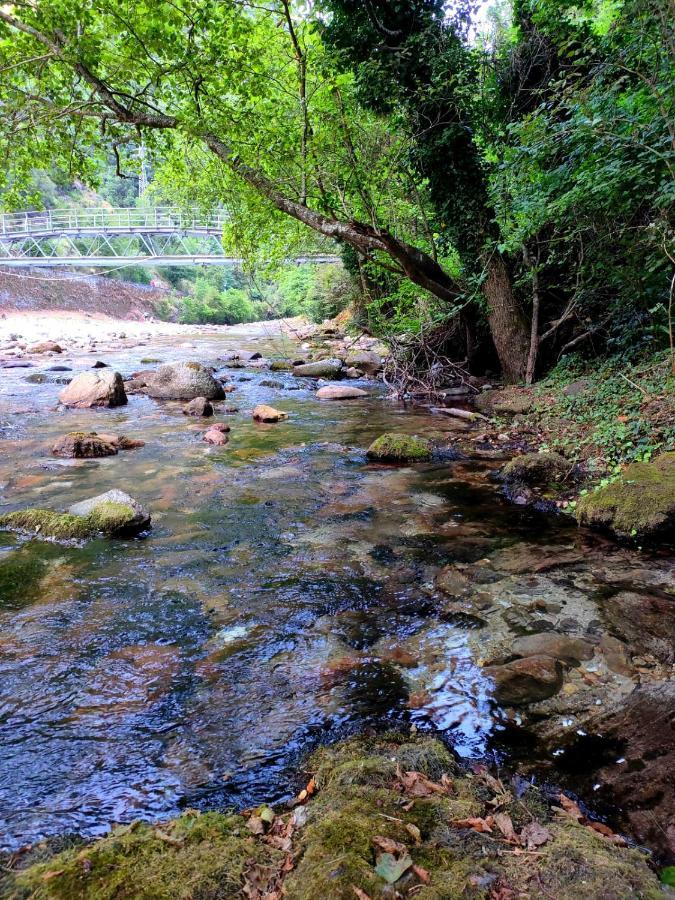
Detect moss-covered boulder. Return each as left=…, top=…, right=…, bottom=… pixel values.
left=286, top=733, right=661, bottom=900
left=3, top=812, right=280, bottom=900
left=367, top=433, right=432, bottom=463
left=501, top=451, right=570, bottom=485
left=576, top=452, right=675, bottom=540
left=474, top=389, right=533, bottom=416
left=2, top=733, right=663, bottom=900
left=0, top=491, right=150, bottom=542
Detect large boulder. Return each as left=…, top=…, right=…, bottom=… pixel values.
left=316, top=385, right=368, bottom=400
left=144, top=362, right=225, bottom=400
left=58, top=370, right=127, bottom=409
left=366, top=432, right=432, bottom=463
left=483, top=654, right=563, bottom=705
left=52, top=432, right=118, bottom=458
left=501, top=451, right=570, bottom=486
left=68, top=489, right=150, bottom=534
left=343, top=350, right=383, bottom=376
left=576, top=452, right=675, bottom=540
left=293, top=358, right=343, bottom=378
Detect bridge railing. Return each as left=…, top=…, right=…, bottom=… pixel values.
left=0, top=207, right=228, bottom=236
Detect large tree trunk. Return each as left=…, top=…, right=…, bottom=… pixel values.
left=482, top=253, right=530, bottom=383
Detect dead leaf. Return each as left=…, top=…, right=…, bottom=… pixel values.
left=558, top=793, right=584, bottom=821
left=398, top=767, right=450, bottom=798
left=155, top=830, right=184, bottom=847
left=520, top=821, right=551, bottom=850
left=372, top=835, right=408, bottom=856
left=351, top=887, right=372, bottom=900
left=305, top=776, right=317, bottom=796
left=246, top=816, right=265, bottom=835
left=587, top=821, right=626, bottom=845
left=405, top=822, right=422, bottom=845
left=452, top=817, right=494, bottom=833
left=412, top=864, right=431, bottom=884
left=41, top=870, right=65, bottom=881
left=493, top=812, right=519, bottom=844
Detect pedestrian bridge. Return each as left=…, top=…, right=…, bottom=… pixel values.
left=0, top=207, right=339, bottom=268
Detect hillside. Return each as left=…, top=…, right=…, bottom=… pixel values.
left=0, top=268, right=167, bottom=320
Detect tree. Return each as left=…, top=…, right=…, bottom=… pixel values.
left=0, top=0, right=529, bottom=380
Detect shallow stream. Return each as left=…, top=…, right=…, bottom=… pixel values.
left=0, top=323, right=673, bottom=855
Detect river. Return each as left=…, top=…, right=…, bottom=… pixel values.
left=0, top=322, right=673, bottom=858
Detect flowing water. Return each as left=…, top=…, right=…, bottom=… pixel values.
left=0, top=323, right=673, bottom=853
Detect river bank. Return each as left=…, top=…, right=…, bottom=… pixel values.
left=0, top=318, right=673, bottom=895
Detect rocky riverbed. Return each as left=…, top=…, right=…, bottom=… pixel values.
left=0, top=318, right=673, bottom=895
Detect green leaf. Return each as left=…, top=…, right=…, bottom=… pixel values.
left=375, top=852, right=413, bottom=884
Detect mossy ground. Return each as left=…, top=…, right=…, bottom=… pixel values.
left=367, top=433, right=432, bottom=462
left=4, top=733, right=662, bottom=899
left=0, top=502, right=138, bottom=542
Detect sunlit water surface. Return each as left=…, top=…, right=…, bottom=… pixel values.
left=0, top=323, right=672, bottom=850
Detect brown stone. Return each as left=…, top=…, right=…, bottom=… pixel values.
left=483, top=655, right=563, bottom=705
left=252, top=404, right=287, bottom=423
left=51, top=432, right=118, bottom=459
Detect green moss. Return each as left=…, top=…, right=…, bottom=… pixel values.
left=139, top=358, right=162, bottom=364
left=4, top=811, right=279, bottom=900
left=501, top=819, right=663, bottom=899
left=501, top=451, right=569, bottom=485
left=0, top=503, right=138, bottom=542
left=86, top=501, right=138, bottom=534
left=0, top=547, right=48, bottom=608
left=5, top=733, right=664, bottom=900
left=576, top=451, right=675, bottom=538
left=0, top=509, right=98, bottom=541
left=366, top=432, right=432, bottom=462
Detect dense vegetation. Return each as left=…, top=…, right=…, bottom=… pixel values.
left=0, top=0, right=672, bottom=381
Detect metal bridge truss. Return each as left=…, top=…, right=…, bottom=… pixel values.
left=0, top=207, right=339, bottom=268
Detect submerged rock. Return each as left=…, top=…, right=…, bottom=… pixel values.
left=293, top=358, right=343, bottom=378
left=510, top=633, right=595, bottom=664
left=52, top=432, right=119, bottom=459
left=144, top=362, right=225, bottom=401
left=0, top=491, right=150, bottom=541
left=183, top=396, right=214, bottom=417
left=4, top=732, right=661, bottom=900
left=576, top=452, right=675, bottom=540
left=483, top=654, right=564, bottom=705
left=252, top=404, right=288, bottom=423
left=501, top=451, right=570, bottom=485
left=316, top=385, right=368, bottom=400
left=58, top=370, right=127, bottom=409
left=366, top=433, right=432, bottom=463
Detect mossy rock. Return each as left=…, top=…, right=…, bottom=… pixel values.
left=577, top=452, right=675, bottom=540
left=3, top=733, right=663, bottom=900
left=3, top=811, right=279, bottom=900
left=474, top=390, right=533, bottom=416
left=501, top=451, right=570, bottom=486
left=0, top=492, right=150, bottom=543
left=366, top=433, right=432, bottom=463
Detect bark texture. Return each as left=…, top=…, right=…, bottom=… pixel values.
left=482, top=253, right=531, bottom=383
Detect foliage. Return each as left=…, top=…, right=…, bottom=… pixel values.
left=526, top=351, right=675, bottom=469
